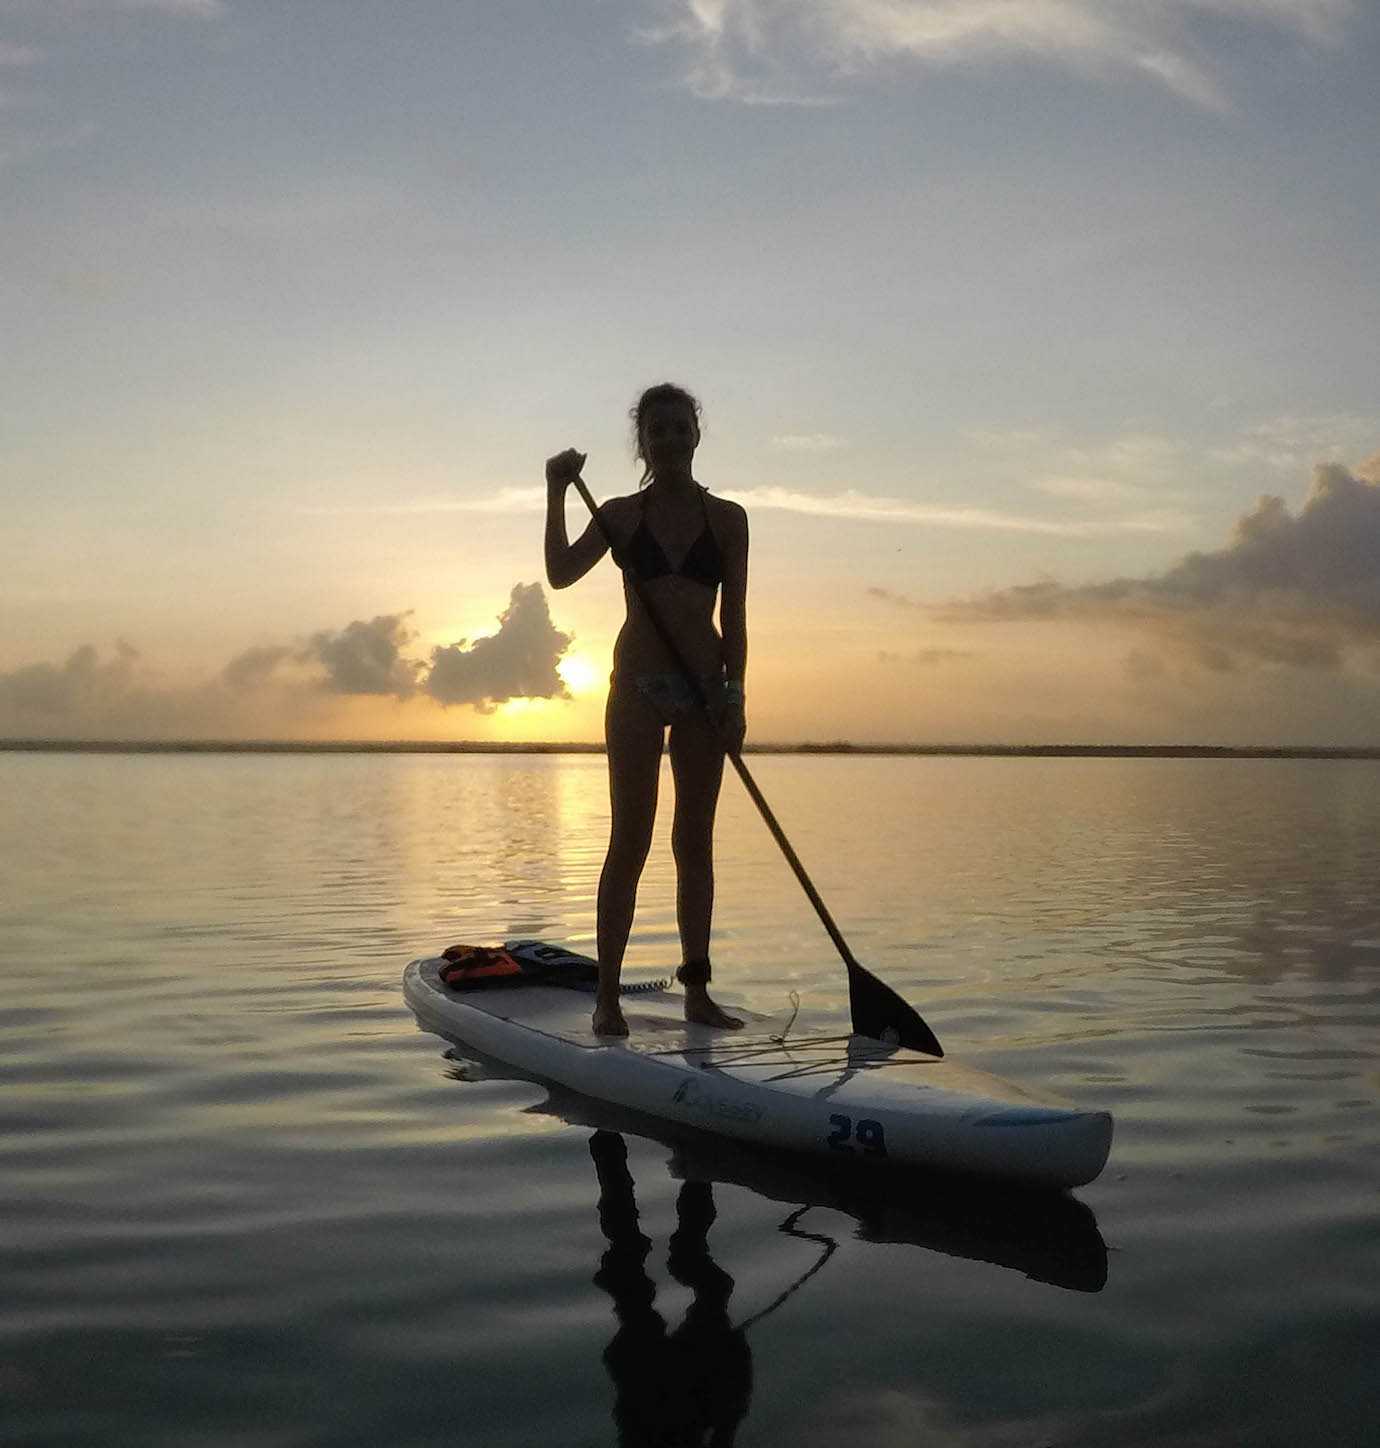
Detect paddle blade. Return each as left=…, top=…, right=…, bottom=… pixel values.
left=847, top=959, right=943, bottom=1057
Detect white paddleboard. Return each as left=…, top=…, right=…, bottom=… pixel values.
left=403, top=949, right=1113, bottom=1189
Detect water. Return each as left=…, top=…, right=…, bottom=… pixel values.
left=2, top=751, right=1376, bottom=1447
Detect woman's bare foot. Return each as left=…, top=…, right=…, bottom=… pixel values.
left=683, top=984, right=743, bottom=1030
left=592, top=998, right=629, bottom=1037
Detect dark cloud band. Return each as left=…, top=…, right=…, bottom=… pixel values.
left=938, top=456, right=1380, bottom=675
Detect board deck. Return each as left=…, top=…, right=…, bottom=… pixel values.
left=404, top=951, right=1113, bottom=1188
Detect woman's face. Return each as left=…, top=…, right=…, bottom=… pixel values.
left=640, top=400, right=699, bottom=472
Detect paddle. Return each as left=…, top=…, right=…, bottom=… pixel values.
left=569, top=474, right=944, bottom=1057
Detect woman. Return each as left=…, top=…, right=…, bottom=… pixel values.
left=545, top=383, right=748, bottom=1037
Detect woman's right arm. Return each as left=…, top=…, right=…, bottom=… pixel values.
left=544, top=448, right=613, bottom=589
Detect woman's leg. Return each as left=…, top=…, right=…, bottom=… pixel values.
left=594, top=686, right=664, bottom=1036
left=668, top=712, right=742, bottom=1030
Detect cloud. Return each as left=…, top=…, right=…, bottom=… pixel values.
left=1031, top=475, right=1151, bottom=505
left=223, top=589, right=575, bottom=709
left=967, top=428, right=1199, bottom=518
left=939, top=455, right=1380, bottom=674
left=221, top=644, right=295, bottom=692
left=633, top=0, right=842, bottom=105
left=0, top=640, right=140, bottom=719
left=0, top=640, right=261, bottom=739
left=293, top=486, right=547, bottom=518
left=424, top=583, right=573, bottom=712
left=2, top=585, right=575, bottom=739
left=223, top=614, right=423, bottom=698
left=1210, top=414, right=1380, bottom=474
left=638, top=0, right=1356, bottom=109
left=297, top=480, right=1181, bottom=536
left=303, top=614, right=422, bottom=698
left=869, top=585, right=923, bottom=609
left=723, top=484, right=1185, bottom=536
left=971, top=426, right=1187, bottom=472
left=869, top=590, right=977, bottom=665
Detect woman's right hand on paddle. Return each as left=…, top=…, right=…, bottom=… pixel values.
left=718, top=698, right=746, bottom=755
left=546, top=449, right=586, bottom=493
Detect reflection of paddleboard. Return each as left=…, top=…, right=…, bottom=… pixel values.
left=450, top=1050, right=1110, bottom=1293
left=403, top=947, right=1114, bottom=1189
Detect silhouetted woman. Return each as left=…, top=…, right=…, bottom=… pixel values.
left=545, top=384, right=747, bottom=1037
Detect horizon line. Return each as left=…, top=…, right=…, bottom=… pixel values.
left=3, top=739, right=1378, bottom=760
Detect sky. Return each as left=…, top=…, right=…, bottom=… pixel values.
left=2, top=0, right=1378, bottom=746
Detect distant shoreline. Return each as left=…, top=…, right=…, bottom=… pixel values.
left=3, top=739, right=1378, bottom=760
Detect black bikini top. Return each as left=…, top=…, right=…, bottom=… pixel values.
left=620, top=485, right=722, bottom=588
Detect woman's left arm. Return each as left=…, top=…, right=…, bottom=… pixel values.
left=719, top=502, right=748, bottom=679
left=718, top=501, right=749, bottom=744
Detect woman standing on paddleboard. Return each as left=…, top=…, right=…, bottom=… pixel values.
left=545, top=384, right=748, bottom=1037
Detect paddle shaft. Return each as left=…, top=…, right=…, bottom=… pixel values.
left=569, top=476, right=862, bottom=973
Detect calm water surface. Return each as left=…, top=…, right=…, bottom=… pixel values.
left=2, top=753, right=1377, bottom=1446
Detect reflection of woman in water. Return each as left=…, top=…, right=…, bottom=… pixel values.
left=545, top=384, right=748, bottom=1039
left=589, top=1130, right=752, bottom=1447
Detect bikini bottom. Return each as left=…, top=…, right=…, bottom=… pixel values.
left=610, top=671, right=726, bottom=727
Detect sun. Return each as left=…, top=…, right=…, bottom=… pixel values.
left=557, top=652, right=599, bottom=694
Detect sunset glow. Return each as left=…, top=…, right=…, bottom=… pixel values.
left=3, top=3, right=1377, bottom=746
left=557, top=654, right=601, bottom=697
